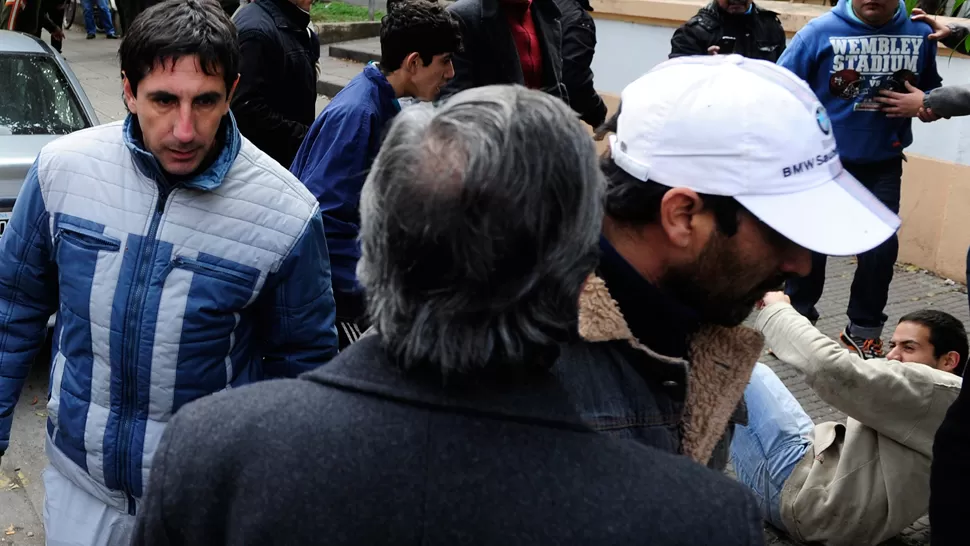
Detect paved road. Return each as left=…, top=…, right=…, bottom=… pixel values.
left=2, top=29, right=963, bottom=545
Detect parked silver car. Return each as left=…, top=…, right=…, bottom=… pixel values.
left=0, top=30, right=99, bottom=236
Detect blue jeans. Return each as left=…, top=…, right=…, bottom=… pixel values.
left=784, top=157, right=902, bottom=339
left=730, top=363, right=813, bottom=530
left=81, top=0, right=115, bottom=36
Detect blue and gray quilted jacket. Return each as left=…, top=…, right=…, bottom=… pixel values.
left=0, top=114, right=338, bottom=515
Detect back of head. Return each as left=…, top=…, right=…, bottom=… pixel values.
left=380, top=0, right=462, bottom=72
left=358, top=85, right=604, bottom=377
left=120, top=0, right=239, bottom=97
left=898, top=310, right=969, bottom=377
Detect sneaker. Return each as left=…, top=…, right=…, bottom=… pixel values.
left=86, top=33, right=95, bottom=39
left=106, top=33, right=118, bottom=39
left=840, top=328, right=885, bottom=359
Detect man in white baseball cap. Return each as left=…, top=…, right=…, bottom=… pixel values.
left=554, top=54, right=900, bottom=472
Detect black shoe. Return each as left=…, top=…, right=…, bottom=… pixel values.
left=106, top=33, right=118, bottom=39
left=86, top=33, right=95, bottom=39
left=840, top=328, right=885, bottom=359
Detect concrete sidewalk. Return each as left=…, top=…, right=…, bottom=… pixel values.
left=2, top=29, right=963, bottom=546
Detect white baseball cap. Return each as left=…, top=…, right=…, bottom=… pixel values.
left=609, top=54, right=900, bottom=257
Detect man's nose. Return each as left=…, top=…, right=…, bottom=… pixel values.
left=885, top=346, right=901, bottom=361
left=172, top=105, right=196, bottom=143
left=779, top=246, right=813, bottom=278
left=445, top=61, right=455, bottom=80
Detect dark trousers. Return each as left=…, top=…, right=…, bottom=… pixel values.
left=35, top=0, right=66, bottom=51
left=784, top=157, right=903, bottom=339
left=334, top=289, right=368, bottom=351
left=114, top=0, right=140, bottom=35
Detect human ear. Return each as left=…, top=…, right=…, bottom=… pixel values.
left=658, top=188, right=706, bottom=249
left=940, top=351, right=961, bottom=374
left=122, top=71, right=137, bottom=114
left=405, top=52, right=421, bottom=73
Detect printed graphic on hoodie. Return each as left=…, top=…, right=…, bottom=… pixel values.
left=828, top=35, right=924, bottom=112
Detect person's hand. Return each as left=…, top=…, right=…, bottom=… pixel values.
left=758, top=291, right=791, bottom=309
left=918, top=106, right=943, bottom=122
left=52, top=27, right=65, bottom=41
left=707, top=45, right=720, bottom=55
left=875, top=81, right=925, bottom=118
left=911, top=8, right=951, bottom=41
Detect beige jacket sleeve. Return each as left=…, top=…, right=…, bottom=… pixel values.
left=756, top=302, right=961, bottom=458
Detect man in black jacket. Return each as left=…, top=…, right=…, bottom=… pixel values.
left=132, top=85, right=765, bottom=546
left=554, top=0, right=606, bottom=128
left=931, top=380, right=970, bottom=545
left=438, top=0, right=566, bottom=101
left=232, top=0, right=319, bottom=167
left=669, top=0, right=786, bottom=61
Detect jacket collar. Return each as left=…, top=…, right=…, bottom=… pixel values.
left=363, top=63, right=403, bottom=117
left=597, top=237, right=698, bottom=358
left=123, top=112, right=241, bottom=191
left=304, top=335, right=592, bottom=431
left=578, top=273, right=764, bottom=464
left=256, top=0, right=310, bottom=31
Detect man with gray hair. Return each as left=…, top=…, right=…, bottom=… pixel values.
left=132, top=85, right=764, bottom=544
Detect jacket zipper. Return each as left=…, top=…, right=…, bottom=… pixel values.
left=116, top=186, right=171, bottom=515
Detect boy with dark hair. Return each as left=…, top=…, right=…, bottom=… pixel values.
left=290, top=0, right=461, bottom=349
left=0, top=0, right=337, bottom=542
left=731, top=292, right=963, bottom=545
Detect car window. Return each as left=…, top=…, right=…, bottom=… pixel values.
left=0, top=53, right=89, bottom=136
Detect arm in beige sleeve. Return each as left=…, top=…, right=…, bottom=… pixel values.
left=755, top=302, right=948, bottom=455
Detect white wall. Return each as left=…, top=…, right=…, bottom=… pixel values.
left=591, top=18, right=970, bottom=166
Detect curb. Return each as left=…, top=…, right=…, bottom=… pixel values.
left=315, top=21, right=381, bottom=45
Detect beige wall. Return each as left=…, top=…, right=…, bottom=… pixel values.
left=588, top=0, right=970, bottom=282
left=900, top=157, right=970, bottom=281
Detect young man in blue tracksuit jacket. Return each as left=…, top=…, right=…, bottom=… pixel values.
left=290, top=0, right=461, bottom=348
left=778, top=0, right=941, bottom=359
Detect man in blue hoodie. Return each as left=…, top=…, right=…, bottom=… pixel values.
left=778, top=0, right=942, bottom=359
left=290, top=0, right=462, bottom=349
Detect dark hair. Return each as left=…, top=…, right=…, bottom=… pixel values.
left=380, top=0, right=462, bottom=72
left=358, top=86, right=604, bottom=378
left=119, top=0, right=239, bottom=97
left=898, top=310, right=969, bottom=377
left=595, top=106, right=744, bottom=236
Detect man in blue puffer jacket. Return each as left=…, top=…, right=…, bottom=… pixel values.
left=0, top=0, right=337, bottom=543
left=779, top=0, right=942, bottom=360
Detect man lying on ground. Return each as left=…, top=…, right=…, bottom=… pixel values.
left=731, top=291, right=964, bottom=545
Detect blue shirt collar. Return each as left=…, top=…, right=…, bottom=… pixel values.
left=364, top=62, right=403, bottom=114
left=123, top=111, right=241, bottom=191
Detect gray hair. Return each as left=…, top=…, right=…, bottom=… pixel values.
left=357, top=85, right=605, bottom=377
